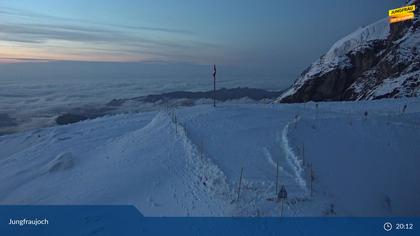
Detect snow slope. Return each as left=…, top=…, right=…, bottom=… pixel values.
left=279, top=1, right=420, bottom=102
left=278, top=18, right=390, bottom=101
left=1, top=98, right=420, bottom=216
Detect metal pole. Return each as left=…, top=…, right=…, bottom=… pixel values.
left=281, top=199, right=284, bottom=217
left=237, top=167, right=244, bottom=201
left=310, top=166, right=313, bottom=197
left=213, top=64, right=216, bottom=107
left=302, top=143, right=305, bottom=166
left=201, top=140, right=204, bottom=159
left=213, top=73, right=216, bottom=107
left=276, top=161, right=279, bottom=195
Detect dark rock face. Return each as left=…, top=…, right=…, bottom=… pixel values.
left=0, top=113, right=18, bottom=135
left=142, top=87, right=283, bottom=103
left=280, top=1, right=420, bottom=103
left=0, top=113, right=17, bottom=128
left=55, top=114, right=88, bottom=125
left=56, top=87, right=283, bottom=126
left=55, top=106, right=112, bottom=125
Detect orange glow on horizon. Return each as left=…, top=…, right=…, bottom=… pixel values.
left=0, top=44, right=152, bottom=63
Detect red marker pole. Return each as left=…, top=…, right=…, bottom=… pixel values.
left=213, top=64, right=217, bottom=107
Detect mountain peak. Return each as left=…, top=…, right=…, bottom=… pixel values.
left=278, top=1, right=419, bottom=103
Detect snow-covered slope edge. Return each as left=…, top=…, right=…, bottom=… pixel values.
left=1, top=98, right=419, bottom=216
left=278, top=1, right=420, bottom=103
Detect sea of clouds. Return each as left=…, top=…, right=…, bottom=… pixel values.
left=0, top=62, right=287, bottom=134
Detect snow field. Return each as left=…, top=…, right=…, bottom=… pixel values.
left=0, top=97, right=419, bottom=216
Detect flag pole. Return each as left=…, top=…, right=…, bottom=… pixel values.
left=213, top=64, right=216, bottom=107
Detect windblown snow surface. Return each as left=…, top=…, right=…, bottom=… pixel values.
left=0, top=98, right=419, bottom=216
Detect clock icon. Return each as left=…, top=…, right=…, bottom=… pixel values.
left=384, top=222, right=393, bottom=232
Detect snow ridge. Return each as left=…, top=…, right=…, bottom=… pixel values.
left=280, top=119, right=307, bottom=191
left=262, top=146, right=296, bottom=180
left=166, top=110, right=235, bottom=210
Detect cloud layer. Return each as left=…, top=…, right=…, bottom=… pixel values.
left=0, top=7, right=217, bottom=63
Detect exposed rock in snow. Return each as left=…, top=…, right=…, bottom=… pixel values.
left=278, top=1, right=419, bottom=103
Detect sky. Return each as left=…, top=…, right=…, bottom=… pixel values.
left=0, top=0, right=404, bottom=86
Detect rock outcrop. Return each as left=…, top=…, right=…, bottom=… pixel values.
left=279, top=1, right=419, bottom=103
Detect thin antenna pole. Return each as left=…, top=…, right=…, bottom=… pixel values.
left=213, top=64, right=216, bottom=107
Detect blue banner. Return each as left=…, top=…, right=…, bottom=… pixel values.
left=0, top=206, right=142, bottom=236
left=0, top=206, right=418, bottom=236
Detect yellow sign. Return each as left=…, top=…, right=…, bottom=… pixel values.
left=388, top=4, right=416, bottom=24
left=389, top=12, right=415, bottom=23
left=389, top=5, right=416, bottom=17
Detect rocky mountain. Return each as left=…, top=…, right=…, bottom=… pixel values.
left=278, top=0, right=419, bottom=103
